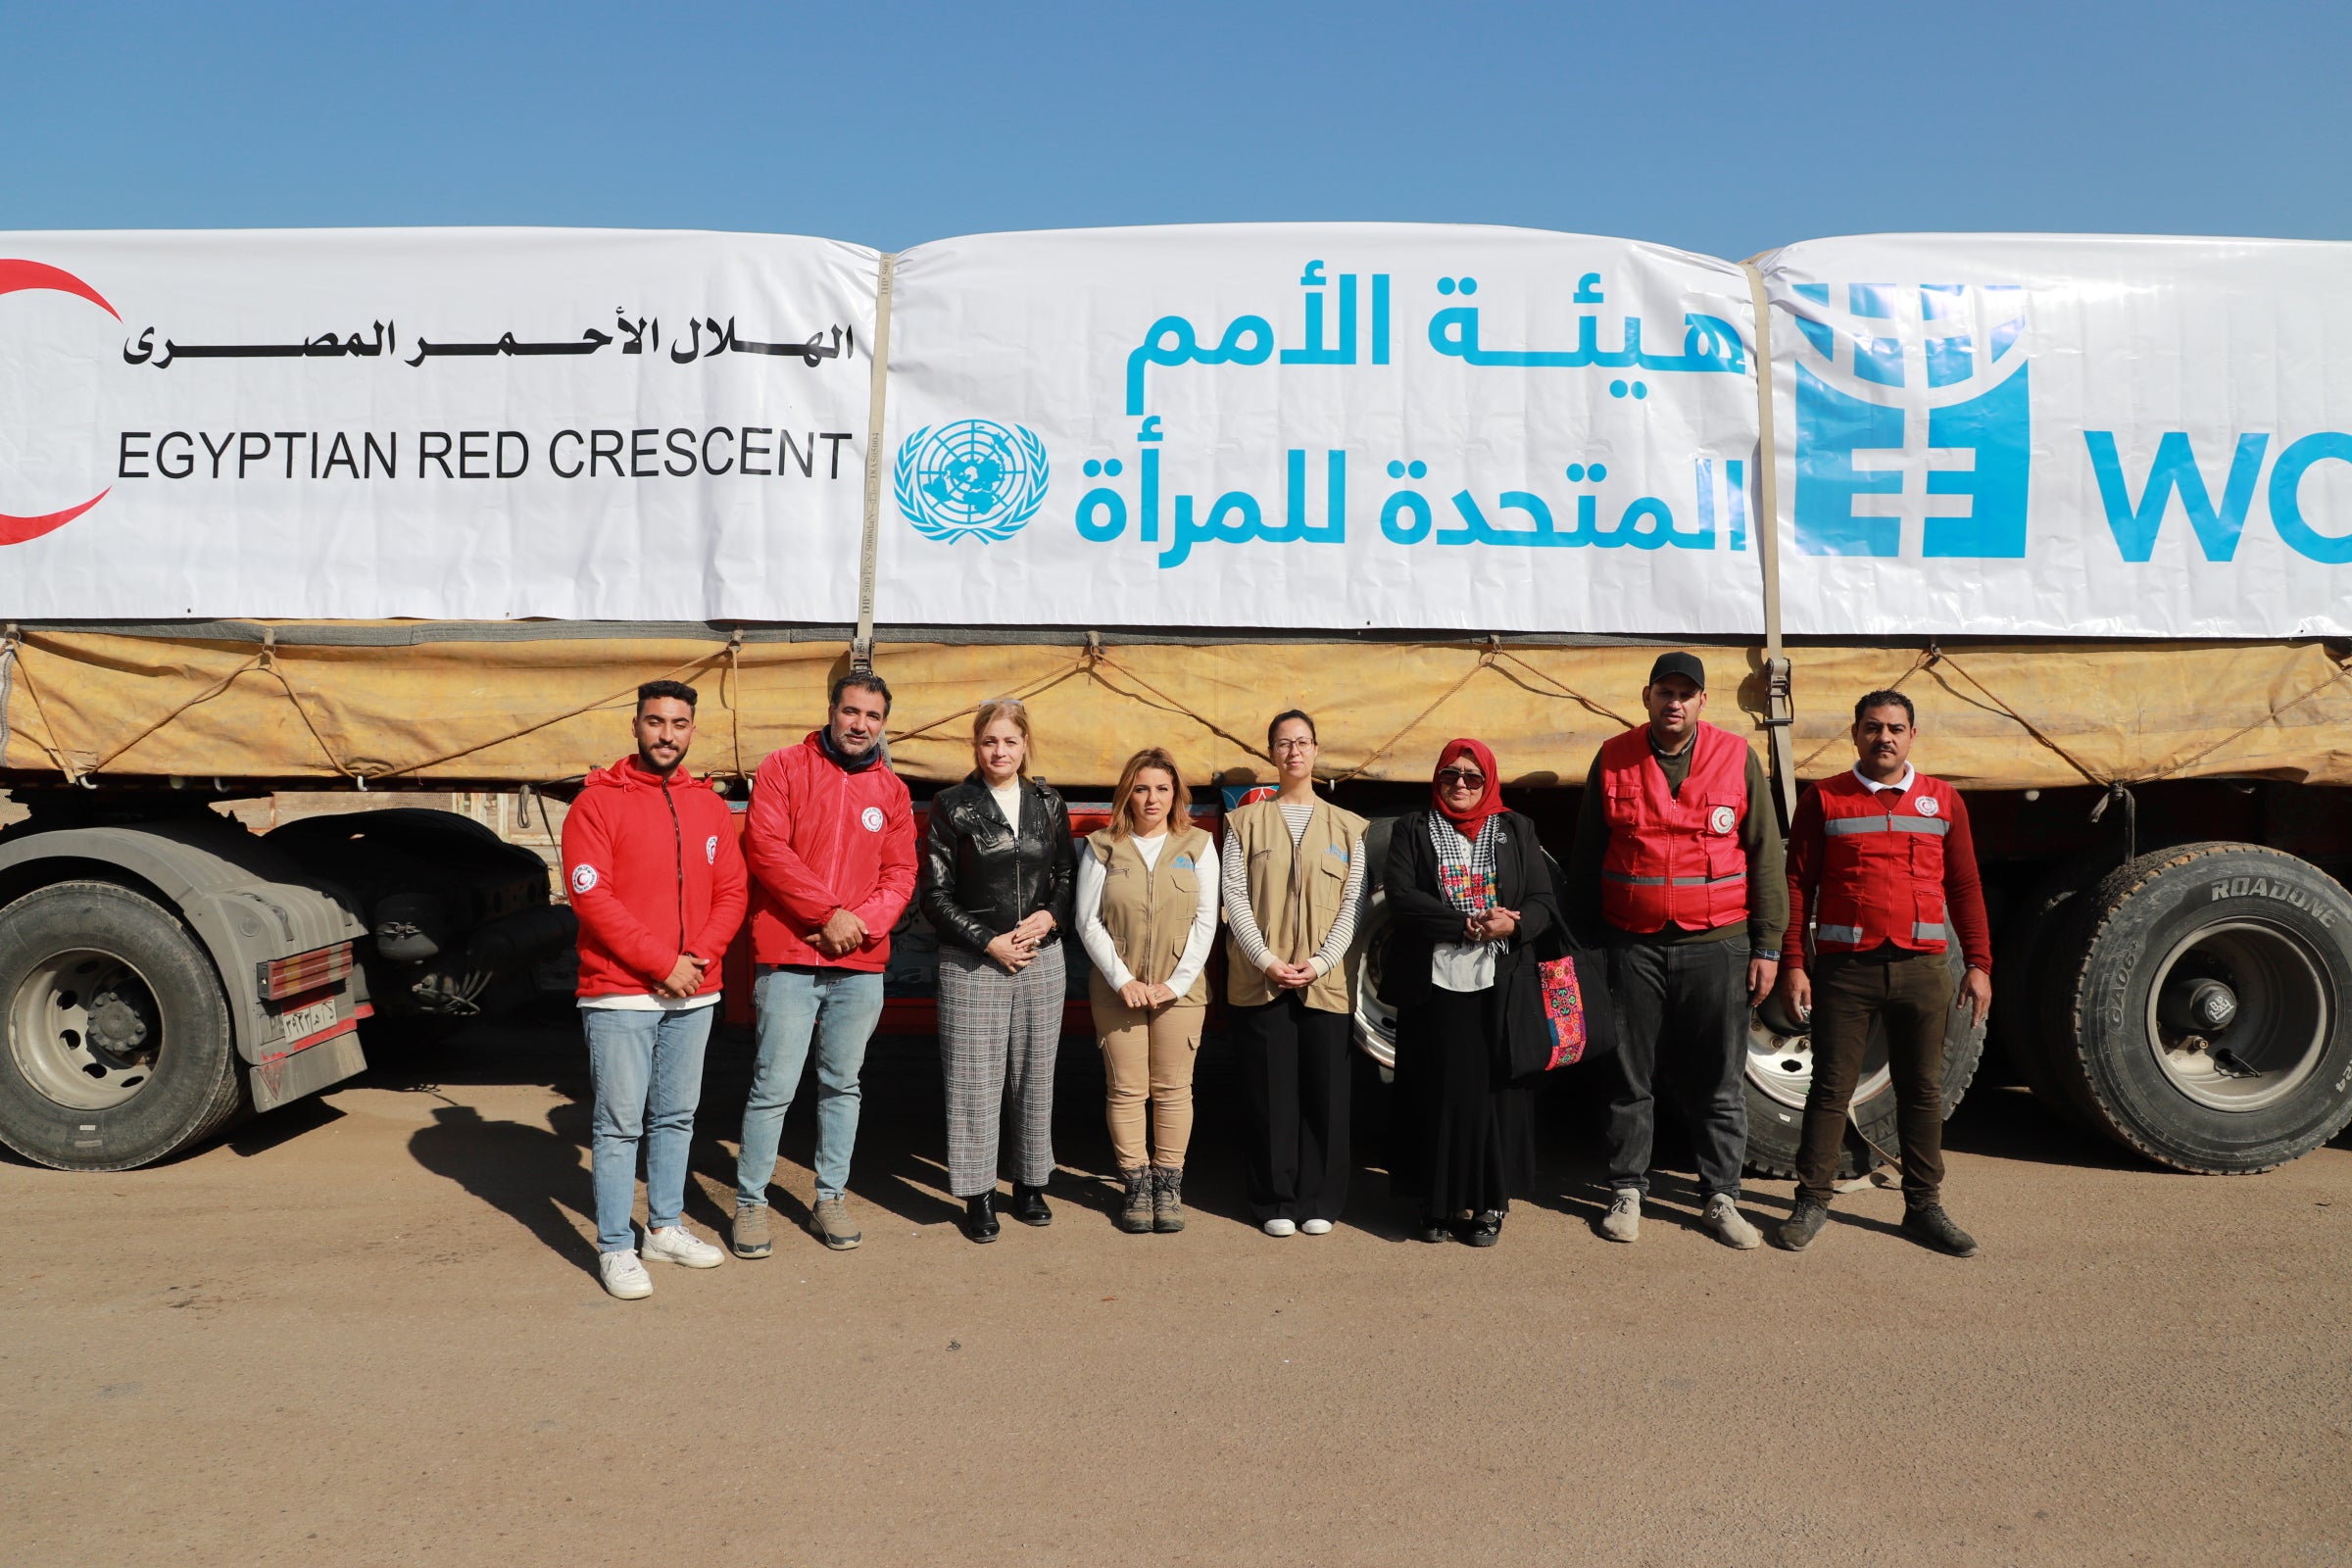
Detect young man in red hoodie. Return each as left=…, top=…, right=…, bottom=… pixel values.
left=562, top=680, right=748, bottom=1299
left=731, top=671, right=917, bottom=1255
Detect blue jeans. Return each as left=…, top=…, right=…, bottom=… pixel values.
left=583, top=1004, right=716, bottom=1254
left=736, top=965, right=886, bottom=1205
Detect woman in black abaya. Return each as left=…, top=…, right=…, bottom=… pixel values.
left=1383, top=738, right=1561, bottom=1246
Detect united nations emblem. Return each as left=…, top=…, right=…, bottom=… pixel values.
left=895, top=419, right=1050, bottom=543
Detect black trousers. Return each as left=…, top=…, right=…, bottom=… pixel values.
left=1795, top=952, right=1952, bottom=1206
left=1232, top=993, right=1350, bottom=1224
left=1601, top=938, right=1749, bottom=1200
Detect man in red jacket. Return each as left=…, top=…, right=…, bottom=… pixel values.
left=731, top=671, right=917, bottom=1256
left=1773, top=689, right=1992, bottom=1258
left=561, top=679, right=749, bottom=1299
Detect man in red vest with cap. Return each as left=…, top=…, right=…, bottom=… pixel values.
left=1772, top=690, right=1992, bottom=1256
left=1568, top=651, right=1786, bottom=1250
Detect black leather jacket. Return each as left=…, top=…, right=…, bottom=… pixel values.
left=920, top=774, right=1076, bottom=960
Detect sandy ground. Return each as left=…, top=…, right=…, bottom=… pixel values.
left=5, top=1004, right=2349, bottom=1568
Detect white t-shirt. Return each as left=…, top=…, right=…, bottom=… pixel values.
left=989, top=776, right=1023, bottom=827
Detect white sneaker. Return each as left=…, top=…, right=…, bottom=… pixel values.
left=1298, top=1218, right=1333, bottom=1236
left=1262, top=1218, right=1298, bottom=1238
left=642, top=1224, right=726, bottom=1268
left=1703, top=1194, right=1763, bottom=1250
left=1599, top=1188, right=1642, bottom=1243
left=599, top=1250, right=654, bottom=1299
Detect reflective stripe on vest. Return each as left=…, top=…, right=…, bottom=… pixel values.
left=1818, top=921, right=1946, bottom=946
left=1604, top=871, right=1747, bottom=887
left=1824, top=814, right=1950, bottom=837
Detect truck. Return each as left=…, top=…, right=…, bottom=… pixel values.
left=2, top=223, right=2347, bottom=1177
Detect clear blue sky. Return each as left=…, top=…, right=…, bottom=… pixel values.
left=5, top=0, right=2344, bottom=257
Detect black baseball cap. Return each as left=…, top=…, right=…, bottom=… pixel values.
left=1646, top=652, right=1707, bottom=690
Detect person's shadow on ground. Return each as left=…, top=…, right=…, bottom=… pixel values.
left=408, top=1103, right=601, bottom=1278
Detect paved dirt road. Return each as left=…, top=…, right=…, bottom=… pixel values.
left=6, top=1005, right=2349, bottom=1568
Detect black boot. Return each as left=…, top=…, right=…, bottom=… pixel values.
left=1902, top=1202, right=1980, bottom=1258
left=962, top=1191, right=1000, bottom=1244
left=1010, top=1182, right=1053, bottom=1227
left=1464, top=1209, right=1503, bottom=1247
left=1151, top=1166, right=1186, bottom=1233
left=1775, top=1195, right=1831, bottom=1252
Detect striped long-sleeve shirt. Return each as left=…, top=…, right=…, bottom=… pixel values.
left=1222, top=801, right=1365, bottom=979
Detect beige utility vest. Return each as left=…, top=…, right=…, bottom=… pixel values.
left=1087, top=825, right=1213, bottom=1008
left=1223, top=797, right=1368, bottom=1014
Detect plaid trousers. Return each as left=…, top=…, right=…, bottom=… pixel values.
left=937, top=941, right=1065, bottom=1198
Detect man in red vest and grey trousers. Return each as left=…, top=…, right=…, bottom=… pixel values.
left=1568, top=652, right=1786, bottom=1250
left=1772, top=689, right=1992, bottom=1257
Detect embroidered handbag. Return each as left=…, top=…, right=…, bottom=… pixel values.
left=1536, top=953, right=1589, bottom=1069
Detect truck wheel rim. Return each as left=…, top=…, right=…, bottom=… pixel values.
left=1745, top=1012, right=1890, bottom=1112
left=9, top=949, right=165, bottom=1111
left=1351, top=934, right=1398, bottom=1069
left=2142, top=918, right=2332, bottom=1113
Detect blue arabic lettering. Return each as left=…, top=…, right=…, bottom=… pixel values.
left=1427, top=276, right=1746, bottom=375
left=1381, top=460, right=1432, bottom=544
left=1278, top=263, right=1393, bottom=368
left=1076, top=456, right=1128, bottom=541
left=1124, top=314, right=1276, bottom=415
left=1152, top=448, right=1348, bottom=568
left=1692, top=458, right=1748, bottom=552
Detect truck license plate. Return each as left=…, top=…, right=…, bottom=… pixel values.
left=277, top=996, right=341, bottom=1044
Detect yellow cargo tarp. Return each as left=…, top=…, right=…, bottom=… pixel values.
left=5, top=627, right=2349, bottom=793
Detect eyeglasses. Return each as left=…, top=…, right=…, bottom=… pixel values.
left=1436, top=768, right=1486, bottom=788
left=1271, top=738, right=1317, bottom=753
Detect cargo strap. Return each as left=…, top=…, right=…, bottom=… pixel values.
left=1741, top=262, right=1797, bottom=834
left=852, top=252, right=898, bottom=675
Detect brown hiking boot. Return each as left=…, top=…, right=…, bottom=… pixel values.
left=731, top=1201, right=773, bottom=1259
left=808, top=1196, right=862, bottom=1250
left=1117, top=1167, right=1153, bottom=1234
left=1152, top=1165, right=1186, bottom=1234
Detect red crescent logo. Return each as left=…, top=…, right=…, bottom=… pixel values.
left=0, top=259, right=119, bottom=546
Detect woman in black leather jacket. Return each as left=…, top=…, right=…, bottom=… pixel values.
left=920, top=699, right=1076, bottom=1242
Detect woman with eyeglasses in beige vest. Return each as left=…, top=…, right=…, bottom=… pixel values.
left=1221, top=710, right=1368, bottom=1237
left=1076, top=748, right=1219, bottom=1234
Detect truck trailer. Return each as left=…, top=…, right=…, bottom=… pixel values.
left=1, top=223, right=2346, bottom=1176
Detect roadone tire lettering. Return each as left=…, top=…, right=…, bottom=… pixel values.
left=2211, top=876, right=2334, bottom=925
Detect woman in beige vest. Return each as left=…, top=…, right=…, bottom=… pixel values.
left=1077, top=748, right=1219, bottom=1234
left=1222, top=710, right=1368, bottom=1237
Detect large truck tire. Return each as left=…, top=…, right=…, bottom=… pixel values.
left=2039, top=843, right=2352, bottom=1173
left=0, top=881, right=244, bottom=1171
left=1350, top=815, right=1401, bottom=1070
left=1743, top=942, right=1986, bottom=1179
left=1989, top=864, right=2103, bottom=1128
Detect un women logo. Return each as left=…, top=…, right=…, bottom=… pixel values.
left=895, top=419, right=1051, bottom=543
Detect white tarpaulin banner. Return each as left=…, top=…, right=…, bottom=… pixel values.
left=882, top=224, right=1765, bottom=632
left=1758, top=232, right=2352, bottom=637
left=7, top=224, right=2349, bottom=638
left=0, top=228, right=877, bottom=618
